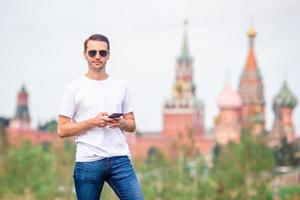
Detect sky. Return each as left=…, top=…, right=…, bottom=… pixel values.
left=0, top=0, right=299, bottom=135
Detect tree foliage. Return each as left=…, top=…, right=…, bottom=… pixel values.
left=0, top=141, right=58, bottom=199
left=212, top=133, right=276, bottom=200
left=38, top=119, right=57, bottom=133
left=273, top=137, right=300, bottom=166
left=0, top=133, right=299, bottom=199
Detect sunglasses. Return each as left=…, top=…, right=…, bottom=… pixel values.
left=88, top=50, right=108, bottom=57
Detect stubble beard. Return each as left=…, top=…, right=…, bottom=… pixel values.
left=89, top=61, right=106, bottom=72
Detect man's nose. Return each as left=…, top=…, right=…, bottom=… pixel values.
left=95, top=52, right=100, bottom=59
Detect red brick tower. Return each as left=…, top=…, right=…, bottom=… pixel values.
left=162, top=21, right=204, bottom=141
left=238, top=26, right=265, bottom=134
left=9, top=85, right=31, bottom=130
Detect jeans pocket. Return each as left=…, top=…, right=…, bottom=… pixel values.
left=74, top=161, right=98, bottom=177
left=114, top=156, right=130, bottom=165
left=74, top=160, right=105, bottom=182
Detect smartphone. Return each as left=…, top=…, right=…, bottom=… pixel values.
left=108, top=113, right=123, bottom=118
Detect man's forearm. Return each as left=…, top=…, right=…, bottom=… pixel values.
left=58, top=119, right=96, bottom=138
left=121, top=119, right=136, bottom=133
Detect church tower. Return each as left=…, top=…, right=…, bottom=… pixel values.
left=9, top=85, right=31, bottom=130
left=215, top=81, right=242, bottom=145
left=238, top=26, right=265, bottom=134
left=162, top=21, right=204, bottom=140
left=271, top=81, right=297, bottom=144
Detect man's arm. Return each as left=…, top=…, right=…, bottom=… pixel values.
left=57, top=112, right=112, bottom=138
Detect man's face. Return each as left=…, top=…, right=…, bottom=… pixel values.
left=84, top=40, right=110, bottom=72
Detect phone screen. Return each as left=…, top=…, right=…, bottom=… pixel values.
left=108, top=113, right=123, bottom=118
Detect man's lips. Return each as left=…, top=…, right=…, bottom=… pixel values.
left=93, top=61, right=102, bottom=65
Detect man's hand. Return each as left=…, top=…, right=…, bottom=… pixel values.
left=107, top=112, right=136, bottom=132
left=93, top=112, right=114, bottom=128
left=108, top=117, right=127, bottom=129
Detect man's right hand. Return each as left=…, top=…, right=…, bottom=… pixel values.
left=93, top=112, right=114, bottom=128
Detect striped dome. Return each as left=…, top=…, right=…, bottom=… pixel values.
left=274, top=82, right=297, bottom=108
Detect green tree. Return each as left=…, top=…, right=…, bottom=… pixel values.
left=53, top=139, right=76, bottom=200
left=273, top=137, right=300, bottom=166
left=38, top=119, right=57, bottom=133
left=0, top=141, right=58, bottom=200
left=212, top=133, right=275, bottom=200
left=0, top=117, right=9, bottom=154
left=137, top=141, right=215, bottom=200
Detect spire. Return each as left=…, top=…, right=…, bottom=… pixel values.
left=21, top=85, right=26, bottom=93
left=175, top=20, right=194, bottom=83
left=239, top=26, right=264, bottom=105
left=15, top=84, right=30, bottom=120
left=245, top=26, right=258, bottom=71
left=238, top=26, right=265, bottom=131
left=178, top=20, right=191, bottom=62
left=247, top=26, right=256, bottom=48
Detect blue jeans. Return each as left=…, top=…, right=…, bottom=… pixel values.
left=73, top=156, right=144, bottom=200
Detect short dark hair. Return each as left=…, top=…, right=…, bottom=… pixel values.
left=84, top=34, right=110, bottom=52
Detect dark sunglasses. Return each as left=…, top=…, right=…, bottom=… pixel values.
left=88, top=50, right=108, bottom=57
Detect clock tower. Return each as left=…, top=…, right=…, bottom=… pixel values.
left=162, top=21, right=204, bottom=141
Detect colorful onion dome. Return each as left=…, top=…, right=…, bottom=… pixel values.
left=273, top=81, right=298, bottom=108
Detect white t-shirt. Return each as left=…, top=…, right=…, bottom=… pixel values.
left=59, top=75, right=134, bottom=162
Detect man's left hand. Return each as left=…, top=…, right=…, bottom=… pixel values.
left=108, top=118, right=127, bottom=129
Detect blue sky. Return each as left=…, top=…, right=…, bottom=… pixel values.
left=0, top=0, right=299, bottom=135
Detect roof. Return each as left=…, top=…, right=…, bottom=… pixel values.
left=273, top=81, right=298, bottom=108
left=217, top=81, right=242, bottom=108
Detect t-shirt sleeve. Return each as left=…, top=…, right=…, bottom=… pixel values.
left=58, top=85, right=76, bottom=119
left=122, top=84, right=134, bottom=114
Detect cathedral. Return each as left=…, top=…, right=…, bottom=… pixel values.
left=214, top=26, right=298, bottom=148
left=127, top=24, right=298, bottom=159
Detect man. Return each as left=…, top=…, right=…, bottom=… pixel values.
left=57, top=34, right=144, bottom=200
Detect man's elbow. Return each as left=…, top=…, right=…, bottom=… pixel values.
left=57, top=126, right=67, bottom=138
left=126, top=125, right=136, bottom=133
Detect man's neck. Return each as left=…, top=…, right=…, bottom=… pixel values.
left=85, top=71, right=109, bottom=81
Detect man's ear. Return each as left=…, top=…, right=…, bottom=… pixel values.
left=83, top=51, right=87, bottom=60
